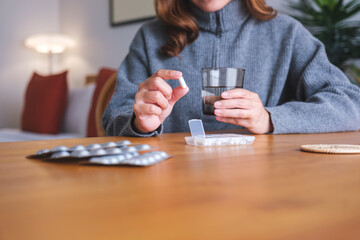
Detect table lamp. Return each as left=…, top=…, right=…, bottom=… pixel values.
left=25, top=34, right=75, bottom=74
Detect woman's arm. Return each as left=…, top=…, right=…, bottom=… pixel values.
left=266, top=22, right=360, bottom=134
left=214, top=20, right=360, bottom=134
left=102, top=25, right=189, bottom=137
left=102, top=26, right=156, bottom=137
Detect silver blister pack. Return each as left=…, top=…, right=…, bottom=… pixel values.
left=29, top=141, right=136, bottom=158
left=85, top=143, right=102, bottom=150
left=69, top=145, right=86, bottom=151
left=117, top=140, right=131, bottom=146
left=71, top=150, right=91, bottom=158
left=52, top=145, right=68, bottom=152
left=35, top=149, right=50, bottom=156
left=48, top=148, right=139, bottom=160
left=51, top=151, right=70, bottom=159
left=101, top=141, right=117, bottom=148
left=106, top=148, right=122, bottom=155
left=28, top=141, right=170, bottom=167
left=85, top=151, right=171, bottom=167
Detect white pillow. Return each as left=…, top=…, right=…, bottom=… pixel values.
left=61, top=84, right=95, bottom=136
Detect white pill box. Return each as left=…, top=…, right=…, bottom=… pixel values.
left=185, top=119, right=255, bottom=147
left=185, top=134, right=255, bottom=147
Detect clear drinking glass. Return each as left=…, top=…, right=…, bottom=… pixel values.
left=202, top=67, right=245, bottom=115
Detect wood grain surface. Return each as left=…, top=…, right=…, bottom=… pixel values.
left=0, top=131, right=360, bottom=240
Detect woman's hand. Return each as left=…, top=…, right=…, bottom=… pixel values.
left=214, top=89, right=273, bottom=134
left=133, top=69, right=189, bottom=133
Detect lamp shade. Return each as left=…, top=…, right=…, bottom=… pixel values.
left=25, top=34, right=75, bottom=54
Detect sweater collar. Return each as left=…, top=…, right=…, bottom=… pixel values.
left=189, top=0, right=250, bottom=34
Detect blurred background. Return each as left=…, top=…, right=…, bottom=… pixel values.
left=0, top=0, right=359, bottom=130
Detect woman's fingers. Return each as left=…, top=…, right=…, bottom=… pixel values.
left=153, top=69, right=182, bottom=79
left=169, top=86, right=189, bottom=106
left=133, top=102, right=162, bottom=117
left=214, top=108, right=251, bottom=118
left=138, top=70, right=184, bottom=100
left=214, top=89, right=273, bottom=134
left=214, top=99, right=253, bottom=110
left=132, top=69, right=186, bottom=133
left=139, top=76, right=173, bottom=100
left=215, top=117, right=251, bottom=129
left=140, top=91, right=169, bottom=110
left=216, top=112, right=272, bottom=134
left=221, top=88, right=259, bottom=100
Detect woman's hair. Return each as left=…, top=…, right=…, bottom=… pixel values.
left=155, top=0, right=277, bottom=57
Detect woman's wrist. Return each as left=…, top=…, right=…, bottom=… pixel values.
left=266, top=110, right=274, bottom=133
left=132, top=116, right=149, bottom=134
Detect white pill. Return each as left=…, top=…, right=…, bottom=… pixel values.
left=134, top=144, right=151, bottom=151
left=132, top=152, right=140, bottom=157
left=117, top=140, right=131, bottom=146
left=101, top=141, right=117, bottom=148
left=122, top=146, right=137, bottom=152
left=116, top=155, right=125, bottom=161
left=147, top=156, right=156, bottom=163
left=154, top=154, right=162, bottom=160
left=159, top=152, right=168, bottom=158
left=71, top=150, right=90, bottom=158
left=141, top=159, right=149, bottom=165
left=69, top=145, right=86, bottom=151
left=52, top=146, right=68, bottom=152
left=36, top=149, right=50, bottom=155
left=179, top=76, right=187, bottom=88
left=86, top=143, right=102, bottom=150
left=106, top=148, right=122, bottom=155
left=125, top=153, right=133, bottom=159
left=51, top=151, right=70, bottom=159
left=89, top=149, right=107, bottom=156
left=102, top=159, right=111, bottom=165
left=110, top=158, right=119, bottom=164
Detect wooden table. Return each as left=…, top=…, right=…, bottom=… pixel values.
left=0, top=131, right=360, bottom=240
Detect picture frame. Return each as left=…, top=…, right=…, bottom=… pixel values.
left=109, top=0, right=156, bottom=27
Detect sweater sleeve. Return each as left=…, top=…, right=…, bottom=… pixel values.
left=102, top=26, right=163, bottom=137
left=266, top=22, right=360, bottom=134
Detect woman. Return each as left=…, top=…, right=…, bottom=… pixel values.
left=103, top=0, right=360, bottom=137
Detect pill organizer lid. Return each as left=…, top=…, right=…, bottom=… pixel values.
left=189, top=119, right=206, bottom=137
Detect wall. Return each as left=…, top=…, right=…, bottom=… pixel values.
left=0, top=0, right=142, bottom=128
left=0, top=0, right=59, bottom=128
left=59, top=0, right=143, bottom=88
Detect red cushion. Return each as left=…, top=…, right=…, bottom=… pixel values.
left=21, top=71, right=68, bottom=134
left=86, top=67, right=116, bottom=137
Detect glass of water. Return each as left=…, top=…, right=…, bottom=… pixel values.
left=202, top=67, right=245, bottom=115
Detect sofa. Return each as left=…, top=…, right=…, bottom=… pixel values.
left=0, top=67, right=117, bottom=142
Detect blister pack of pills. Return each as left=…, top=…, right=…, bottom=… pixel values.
left=27, top=140, right=171, bottom=167
left=84, top=151, right=171, bottom=167
left=185, top=119, right=255, bottom=147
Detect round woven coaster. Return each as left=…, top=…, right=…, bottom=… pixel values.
left=300, top=144, right=360, bottom=154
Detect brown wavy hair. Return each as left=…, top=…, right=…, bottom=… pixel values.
left=155, top=0, right=277, bottom=57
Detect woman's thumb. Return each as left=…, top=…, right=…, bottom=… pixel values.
left=169, top=86, right=189, bottom=106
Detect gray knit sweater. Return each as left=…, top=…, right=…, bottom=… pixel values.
left=103, top=0, right=360, bottom=136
